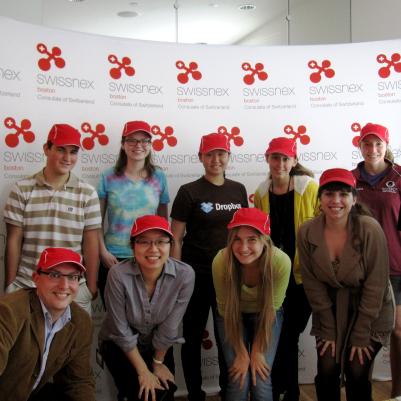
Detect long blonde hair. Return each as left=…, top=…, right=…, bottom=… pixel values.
left=223, top=227, right=276, bottom=352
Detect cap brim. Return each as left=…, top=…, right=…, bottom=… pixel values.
left=131, top=227, right=173, bottom=238
left=43, top=260, right=86, bottom=272
left=227, top=222, right=266, bottom=236
left=124, top=130, right=152, bottom=137
left=320, top=177, right=355, bottom=187
left=266, top=148, right=295, bottom=157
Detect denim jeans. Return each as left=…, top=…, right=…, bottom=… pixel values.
left=216, top=308, right=283, bottom=401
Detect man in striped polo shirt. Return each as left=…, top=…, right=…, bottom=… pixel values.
left=3, top=123, right=101, bottom=315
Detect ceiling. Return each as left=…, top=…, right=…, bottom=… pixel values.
left=0, top=0, right=287, bottom=45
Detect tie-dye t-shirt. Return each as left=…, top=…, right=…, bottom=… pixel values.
left=97, top=167, right=169, bottom=258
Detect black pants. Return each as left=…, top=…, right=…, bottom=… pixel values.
left=101, top=340, right=176, bottom=401
left=271, top=276, right=311, bottom=401
left=314, top=340, right=381, bottom=401
left=181, top=271, right=227, bottom=401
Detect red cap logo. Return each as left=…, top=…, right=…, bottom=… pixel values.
left=4, top=117, right=35, bottom=148
left=108, top=54, right=136, bottom=80
left=242, top=62, right=268, bottom=85
left=81, top=122, right=109, bottom=150
left=216, top=126, right=244, bottom=148
left=36, top=43, right=66, bottom=71
left=176, top=60, right=202, bottom=84
left=150, top=125, right=177, bottom=151
left=350, top=122, right=361, bottom=147
left=308, top=59, right=335, bottom=83
left=377, top=53, right=401, bottom=78
left=284, top=124, right=310, bottom=145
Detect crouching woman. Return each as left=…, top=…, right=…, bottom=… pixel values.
left=212, top=208, right=291, bottom=401
left=99, top=215, right=195, bottom=401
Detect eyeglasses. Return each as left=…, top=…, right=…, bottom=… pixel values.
left=134, top=239, right=172, bottom=248
left=124, top=138, right=151, bottom=146
left=38, top=270, right=82, bottom=282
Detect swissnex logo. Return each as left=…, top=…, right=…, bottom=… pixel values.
left=81, top=122, right=109, bottom=150
left=108, top=54, right=135, bottom=80
left=377, top=53, right=401, bottom=78
left=350, top=122, right=362, bottom=147
left=216, top=126, right=244, bottom=148
left=308, top=59, right=335, bottom=83
left=242, top=62, right=268, bottom=85
left=176, top=60, right=202, bottom=84
left=36, top=43, right=94, bottom=90
left=37, top=43, right=66, bottom=71
left=4, top=117, right=35, bottom=148
left=150, top=125, right=177, bottom=151
left=283, top=124, right=310, bottom=145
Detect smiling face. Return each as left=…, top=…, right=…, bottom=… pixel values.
left=231, top=226, right=264, bottom=267
left=359, top=134, right=387, bottom=169
left=44, top=144, right=79, bottom=176
left=122, top=131, right=152, bottom=163
left=33, top=263, right=80, bottom=322
left=319, top=187, right=356, bottom=223
left=199, top=149, right=230, bottom=178
left=266, top=153, right=297, bottom=180
left=132, top=229, right=171, bottom=273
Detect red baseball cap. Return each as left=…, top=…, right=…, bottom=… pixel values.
left=359, top=123, right=389, bottom=144
left=47, top=124, right=81, bottom=147
left=319, top=168, right=356, bottom=188
left=37, top=247, right=86, bottom=272
left=122, top=121, right=152, bottom=137
left=227, top=208, right=271, bottom=236
left=130, top=215, right=173, bottom=238
left=265, top=137, right=297, bottom=157
left=199, top=133, right=230, bottom=154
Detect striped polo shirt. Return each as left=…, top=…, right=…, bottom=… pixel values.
left=4, top=169, right=101, bottom=287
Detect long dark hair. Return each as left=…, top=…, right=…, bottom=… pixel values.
left=318, top=182, right=372, bottom=252
left=114, top=137, right=156, bottom=178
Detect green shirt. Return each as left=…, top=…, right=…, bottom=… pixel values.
left=212, top=246, right=291, bottom=316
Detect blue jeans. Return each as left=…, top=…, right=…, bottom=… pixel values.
left=216, top=309, right=283, bottom=401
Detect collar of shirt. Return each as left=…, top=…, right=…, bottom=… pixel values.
left=35, top=169, right=80, bottom=189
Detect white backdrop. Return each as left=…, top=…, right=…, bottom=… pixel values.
left=0, top=17, right=399, bottom=399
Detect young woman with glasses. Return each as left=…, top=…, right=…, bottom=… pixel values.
left=99, top=215, right=195, bottom=401
left=96, top=121, right=170, bottom=303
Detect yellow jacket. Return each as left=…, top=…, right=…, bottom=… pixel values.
left=254, top=174, right=319, bottom=284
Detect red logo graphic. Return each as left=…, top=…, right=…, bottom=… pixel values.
left=202, top=330, right=213, bottom=350
left=4, top=117, right=35, bottom=148
left=350, top=122, right=362, bottom=147
left=217, top=126, right=244, bottom=147
left=377, top=53, right=401, bottom=78
left=150, top=125, right=177, bottom=151
left=81, top=122, right=109, bottom=150
left=248, top=194, right=255, bottom=204
left=308, top=59, right=335, bottom=83
left=284, top=124, right=310, bottom=145
left=36, top=43, right=66, bottom=71
left=176, top=60, right=202, bottom=84
left=108, top=54, right=135, bottom=80
left=242, top=62, right=268, bottom=85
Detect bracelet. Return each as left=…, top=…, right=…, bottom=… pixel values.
left=152, top=357, right=164, bottom=365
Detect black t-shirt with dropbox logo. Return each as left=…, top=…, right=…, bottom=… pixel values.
left=171, top=176, right=248, bottom=273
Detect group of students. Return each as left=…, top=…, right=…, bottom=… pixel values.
left=0, top=120, right=400, bottom=401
